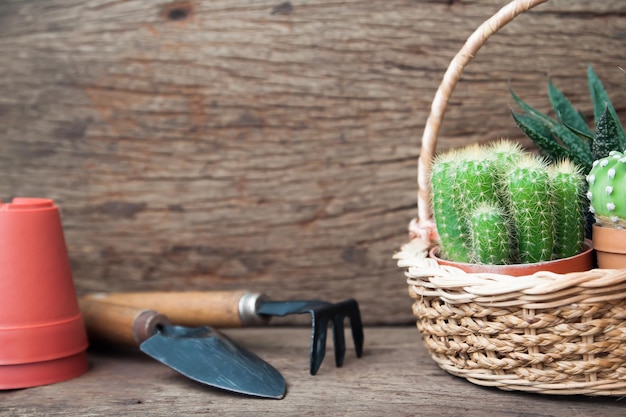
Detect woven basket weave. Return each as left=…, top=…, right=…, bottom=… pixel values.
left=395, top=0, right=626, bottom=396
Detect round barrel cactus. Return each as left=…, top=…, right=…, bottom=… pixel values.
left=586, top=150, right=626, bottom=228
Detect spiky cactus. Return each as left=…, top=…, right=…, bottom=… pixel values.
left=431, top=144, right=508, bottom=262
left=430, top=154, right=472, bottom=262
left=469, top=202, right=511, bottom=265
left=551, top=160, right=586, bottom=258
left=586, top=151, right=626, bottom=228
left=431, top=140, right=585, bottom=265
left=491, top=139, right=525, bottom=169
left=504, top=156, right=554, bottom=263
left=454, top=145, right=501, bottom=212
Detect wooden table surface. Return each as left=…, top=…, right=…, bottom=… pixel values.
left=2, top=327, right=624, bottom=416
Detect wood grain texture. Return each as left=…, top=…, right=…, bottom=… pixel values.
left=1, top=327, right=625, bottom=416
left=0, top=0, right=624, bottom=324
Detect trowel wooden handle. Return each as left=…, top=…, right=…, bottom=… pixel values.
left=82, top=291, right=269, bottom=328
left=79, top=297, right=170, bottom=347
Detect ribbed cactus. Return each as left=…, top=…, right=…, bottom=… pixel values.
left=454, top=145, right=501, bottom=212
left=431, top=140, right=585, bottom=265
left=431, top=145, right=509, bottom=262
left=430, top=154, right=472, bottom=262
left=504, top=156, right=554, bottom=263
left=551, top=160, right=585, bottom=258
left=586, top=151, right=626, bottom=228
left=491, top=139, right=525, bottom=170
left=469, top=202, right=511, bottom=265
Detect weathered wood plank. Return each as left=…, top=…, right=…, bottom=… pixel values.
left=1, top=327, right=625, bottom=416
left=0, top=0, right=624, bottom=324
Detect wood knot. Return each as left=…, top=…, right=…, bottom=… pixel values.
left=162, top=1, right=193, bottom=22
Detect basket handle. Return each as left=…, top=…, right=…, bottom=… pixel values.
left=412, top=0, right=550, bottom=242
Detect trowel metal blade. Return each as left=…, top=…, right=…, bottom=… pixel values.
left=140, top=325, right=286, bottom=399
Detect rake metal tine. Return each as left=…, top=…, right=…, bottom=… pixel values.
left=344, top=299, right=364, bottom=358
left=310, top=311, right=331, bottom=375
left=331, top=313, right=347, bottom=368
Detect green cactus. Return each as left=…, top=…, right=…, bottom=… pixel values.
left=586, top=151, right=626, bottom=228
left=489, top=140, right=525, bottom=212
left=454, top=145, right=501, bottom=211
left=504, top=156, right=555, bottom=263
left=550, top=160, right=585, bottom=258
left=430, top=154, right=472, bottom=262
left=469, top=202, right=511, bottom=265
left=511, top=65, right=625, bottom=174
left=431, top=140, right=586, bottom=265
left=490, top=139, right=525, bottom=169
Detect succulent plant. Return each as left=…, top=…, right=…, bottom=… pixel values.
left=586, top=151, right=626, bottom=228
left=510, top=65, right=625, bottom=173
left=431, top=141, right=585, bottom=265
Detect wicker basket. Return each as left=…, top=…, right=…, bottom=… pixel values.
left=395, top=0, right=626, bottom=396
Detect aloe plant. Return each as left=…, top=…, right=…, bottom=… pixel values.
left=511, top=65, right=625, bottom=173
left=431, top=141, right=585, bottom=264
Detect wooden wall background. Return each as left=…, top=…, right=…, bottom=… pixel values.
left=0, top=0, right=624, bottom=325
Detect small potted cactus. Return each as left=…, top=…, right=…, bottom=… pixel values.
left=430, top=140, right=593, bottom=275
left=586, top=151, right=626, bottom=268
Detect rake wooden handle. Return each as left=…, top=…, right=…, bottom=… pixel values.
left=82, top=291, right=270, bottom=328
left=79, top=297, right=170, bottom=347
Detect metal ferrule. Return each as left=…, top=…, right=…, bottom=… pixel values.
left=238, top=292, right=271, bottom=326
left=132, top=310, right=171, bottom=345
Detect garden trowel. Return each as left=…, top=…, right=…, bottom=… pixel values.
left=79, top=297, right=286, bottom=399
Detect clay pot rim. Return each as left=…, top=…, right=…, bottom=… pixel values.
left=429, top=240, right=594, bottom=276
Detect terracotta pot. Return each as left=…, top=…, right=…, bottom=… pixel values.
left=592, top=223, right=626, bottom=269
left=429, top=240, right=594, bottom=276
left=0, top=198, right=89, bottom=389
